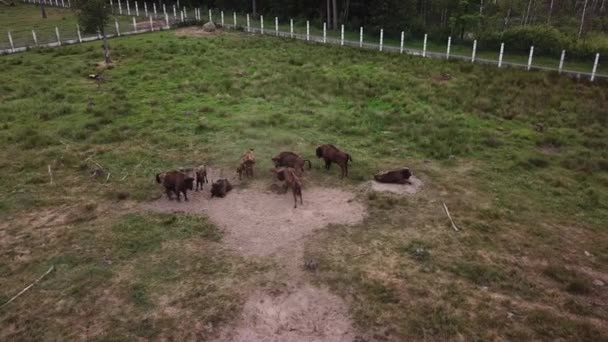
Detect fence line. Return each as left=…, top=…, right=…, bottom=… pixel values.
left=2, top=4, right=606, bottom=81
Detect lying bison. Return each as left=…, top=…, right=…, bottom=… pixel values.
left=272, top=151, right=311, bottom=175
left=316, top=144, right=352, bottom=178
left=210, top=178, right=233, bottom=198
left=156, top=170, right=195, bottom=201
left=274, top=167, right=303, bottom=208
left=374, top=168, right=412, bottom=184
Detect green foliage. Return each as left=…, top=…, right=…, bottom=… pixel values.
left=73, top=0, right=111, bottom=34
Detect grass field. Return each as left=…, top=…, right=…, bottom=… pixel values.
left=0, top=29, right=607, bottom=340
left=0, top=3, right=141, bottom=48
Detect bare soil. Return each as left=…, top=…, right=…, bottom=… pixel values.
left=143, top=168, right=366, bottom=341
left=175, top=26, right=224, bottom=38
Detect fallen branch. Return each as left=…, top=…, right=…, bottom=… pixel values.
left=443, top=203, right=460, bottom=232
left=1, top=265, right=54, bottom=309
left=353, top=252, right=370, bottom=258
left=47, top=165, right=54, bottom=185
left=105, top=172, right=111, bottom=182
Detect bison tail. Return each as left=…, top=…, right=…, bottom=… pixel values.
left=155, top=173, right=161, bottom=184
left=304, top=159, right=312, bottom=169
left=347, top=154, right=353, bottom=163
left=315, top=147, right=323, bottom=158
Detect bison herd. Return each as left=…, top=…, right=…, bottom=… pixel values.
left=155, top=144, right=412, bottom=208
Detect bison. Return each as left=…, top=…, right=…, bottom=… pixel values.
left=210, top=178, right=233, bottom=198
left=156, top=170, right=195, bottom=201
left=315, top=144, right=352, bottom=178
left=274, top=167, right=303, bottom=208
left=195, top=165, right=208, bottom=191
left=238, top=149, right=255, bottom=180
left=271, top=151, right=311, bottom=175
left=373, top=168, right=412, bottom=184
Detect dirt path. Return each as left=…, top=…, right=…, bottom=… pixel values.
left=143, top=169, right=366, bottom=341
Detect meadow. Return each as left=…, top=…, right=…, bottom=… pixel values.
left=0, top=27, right=607, bottom=340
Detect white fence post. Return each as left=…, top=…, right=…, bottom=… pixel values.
left=173, top=5, right=176, bottom=19
left=127, top=0, right=130, bottom=15
left=77, top=24, right=82, bottom=42
left=246, top=14, right=250, bottom=32
left=558, top=50, right=565, bottom=74
left=400, top=31, right=404, bottom=54
left=165, top=13, right=169, bottom=28
left=55, top=26, right=61, bottom=45
left=208, top=9, right=212, bottom=22
left=261, top=15, right=264, bottom=34
left=340, top=24, right=344, bottom=45
left=115, top=20, right=121, bottom=36
left=379, top=29, right=384, bottom=51
left=323, top=22, right=327, bottom=43
left=119, top=0, right=123, bottom=15
left=144, top=2, right=148, bottom=17
left=7, top=32, right=14, bottom=52
left=133, top=16, right=137, bottom=32
left=155, top=3, right=158, bottom=18
left=423, top=33, right=427, bottom=57
left=472, top=40, right=477, bottom=63
left=135, top=1, right=139, bottom=16
left=590, top=53, right=600, bottom=82
left=233, top=12, right=237, bottom=27
left=32, top=29, right=38, bottom=46
left=359, top=26, right=363, bottom=48
left=290, top=18, right=293, bottom=38
left=110, top=0, right=114, bottom=13
left=498, top=42, right=504, bottom=68
left=306, top=21, right=310, bottom=41
left=446, top=36, right=451, bottom=59
left=527, top=46, right=534, bottom=70
left=275, top=17, right=278, bottom=35
left=180, top=10, right=184, bottom=22
left=149, top=16, right=153, bottom=31
left=183, top=6, right=187, bottom=19
left=61, top=0, right=64, bottom=7
left=221, top=11, right=224, bottom=26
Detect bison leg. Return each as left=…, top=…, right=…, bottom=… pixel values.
left=293, top=189, right=298, bottom=208
left=165, top=188, right=173, bottom=200
left=345, top=162, right=348, bottom=177
left=324, top=159, right=331, bottom=170
left=183, top=190, right=189, bottom=201
left=175, top=190, right=181, bottom=202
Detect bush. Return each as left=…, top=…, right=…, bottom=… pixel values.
left=479, top=25, right=571, bottom=55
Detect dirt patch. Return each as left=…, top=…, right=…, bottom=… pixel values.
left=214, top=285, right=355, bottom=342
left=143, top=177, right=365, bottom=257
left=175, top=26, right=224, bottom=37
left=366, top=175, right=424, bottom=195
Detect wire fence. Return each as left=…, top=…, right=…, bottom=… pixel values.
left=2, top=2, right=606, bottom=81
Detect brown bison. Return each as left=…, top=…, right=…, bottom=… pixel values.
left=271, top=151, right=311, bottom=175
left=210, top=178, right=233, bottom=198
left=274, top=167, right=303, bottom=208
left=374, top=168, right=412, bottom=184
left=238, top=149, right=255, bottom=180
left=156, top=171, right=195, bottom=201
left=315, top=144, right=352, bottom=178
left=195, top=165, right=208, bottom=191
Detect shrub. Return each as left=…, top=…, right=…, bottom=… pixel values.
left=479, top=25, right=571, bottom=56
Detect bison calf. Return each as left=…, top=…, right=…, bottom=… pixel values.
left=274, top=167, right=303, bottom=208
left=195, top=165, right=208, bottom=191
left=238, top=149, right=255, bottom=180
left=156, top=171, right=195, bottom=201
left=374, top=168, right=412, bottom=184
left=272, top=151, right=311, bottom=175
left=210, top=179, right=233, bottom=198
left=315, top=144, right=352, bottom=178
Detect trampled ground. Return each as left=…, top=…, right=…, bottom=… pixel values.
left=0, top=28, right=607, bottom=340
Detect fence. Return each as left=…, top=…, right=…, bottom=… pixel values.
left=2, top=2, right=605, bottom=81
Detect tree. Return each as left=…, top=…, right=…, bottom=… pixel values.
left=40, top=2, right=47, bottom=19
left=74, top=0, right=112, bottom=63
left=252, top=0, right=257, bottom=17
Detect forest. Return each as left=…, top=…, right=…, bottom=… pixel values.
left=183, top=0, right=608, bottom=57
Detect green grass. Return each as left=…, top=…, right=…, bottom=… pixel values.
left=0, top=3, right=142, bottom=48
left=0, top=30, right=607, bottom=340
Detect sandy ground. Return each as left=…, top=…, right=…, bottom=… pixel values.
left=143, top=168, right=366, bottom=341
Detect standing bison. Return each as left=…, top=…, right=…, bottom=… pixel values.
left=315, top=144, right=352, bottom=178
left=156, top=171, right=195, bottom=201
